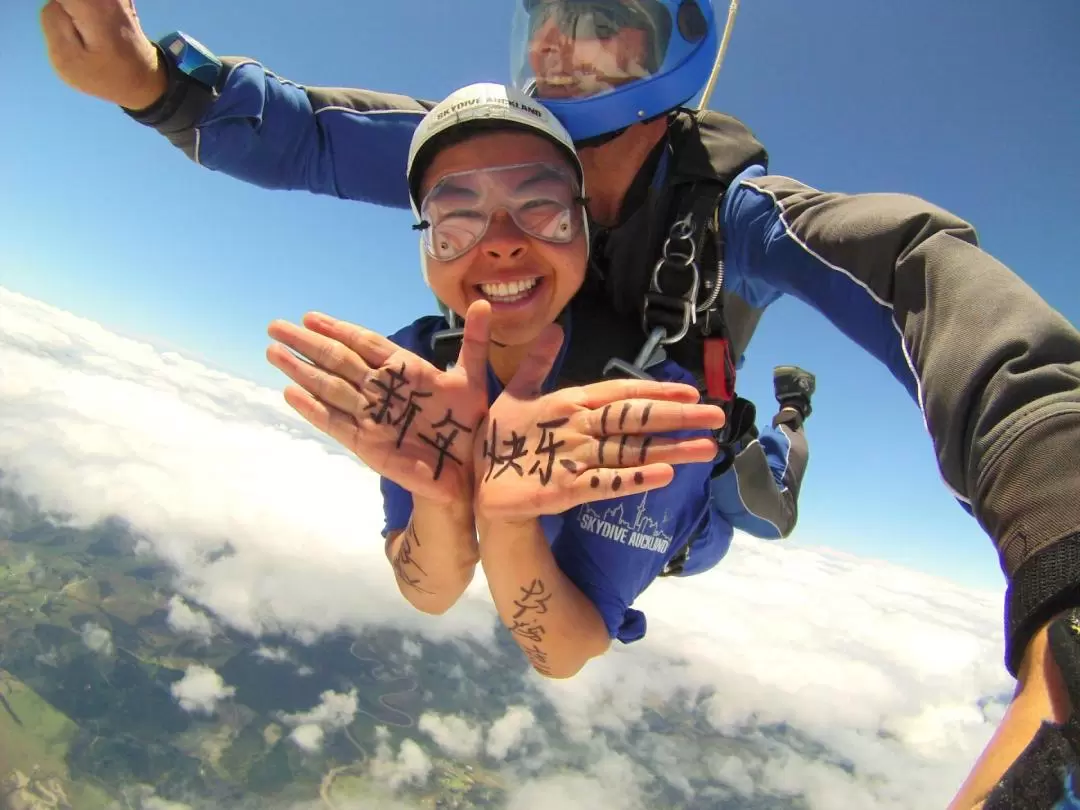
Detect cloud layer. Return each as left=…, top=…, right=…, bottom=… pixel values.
left=0, top=286, right=1015, bottom=809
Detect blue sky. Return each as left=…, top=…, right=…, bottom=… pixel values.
left=1, top=0, right=1077, bottom=590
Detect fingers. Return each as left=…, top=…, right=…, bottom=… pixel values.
left=581, top=434, right=719, bottom=469
left=51, top=0, right=121, bottom=47
left=502, top=323, right=565, bottom=399
left=572, top=378, right=704, bottom=409
left=455, top=300, right=492, bottom=392
left=269, top=318, right=375, bottom=386
left=300, top=312, right=402, bottom=371
left=582, top=399, right=726, bottom=437
left=267, top=343, right=367, bottom=417
left=282, top=385, right=361, bottom=450
left=283, top=386, right=456, bottom=502
left=41, top=1, right=85, bottom=55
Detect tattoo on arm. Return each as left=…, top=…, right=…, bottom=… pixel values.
left=393, top=521, right=434, bottom=595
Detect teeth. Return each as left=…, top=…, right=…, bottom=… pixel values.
left=479, top=278, right=539, bottom=301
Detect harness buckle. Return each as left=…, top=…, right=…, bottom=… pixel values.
left=645, top=211, right=701, bottom=344
left=602, top=325, right=667, bottom=381
left=641, top=295, right=694, bottom=345
left=430, top=327, right=464, bottom=371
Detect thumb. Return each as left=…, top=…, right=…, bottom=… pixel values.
left=503, top=323, right=564, bottom=400
left=453, top=300, right=491, bottom=398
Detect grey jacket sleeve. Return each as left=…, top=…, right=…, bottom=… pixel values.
left=723, top=169, right=1080, bottom=676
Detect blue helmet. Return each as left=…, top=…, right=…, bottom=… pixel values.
left=510, top=0, right=718, bottom=142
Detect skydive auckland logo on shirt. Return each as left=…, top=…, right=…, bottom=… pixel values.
left=578, top=495, right=673, bottom=554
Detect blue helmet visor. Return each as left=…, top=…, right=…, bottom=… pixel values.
left=511, top=0, right=678, bottom=102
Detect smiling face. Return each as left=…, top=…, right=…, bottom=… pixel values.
left=417, top=130, right=588, bottom=349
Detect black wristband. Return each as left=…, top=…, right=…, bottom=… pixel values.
left=121, top=42, right=217, bottom=134
left=1005, top=530, right=1080, bottom=677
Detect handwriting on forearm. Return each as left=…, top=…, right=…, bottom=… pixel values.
left=507, top=578, right=553, bottom=675
left=393, top=522, right=433, bottom=595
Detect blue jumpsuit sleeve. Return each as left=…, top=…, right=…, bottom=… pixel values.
left=381, top=477, right=415, bottom=538
left=722, top=164, right=918, bottom=397
left=146, top=56, right=432, bottom=209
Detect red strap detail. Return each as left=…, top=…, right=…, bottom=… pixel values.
left=704, top=338, right=735, bottom=402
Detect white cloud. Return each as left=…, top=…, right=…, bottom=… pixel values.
left=254, top=645, right=293, bottom=663
left=0, top=287, right=1017, bottom=809
left=170, top=665, right=236, bottom=715
left=280, top=689, right=359, bottom=732
left=370, top=727, right=433, bottom=790
left=506, top=757, right=648, bottom=810
left=140, top=798, right=193, bottom=810
left=486, top=705, right=536, bottom=761
left=289, top=724, right=325, bottom=753
left=417, top=711, right=484, bottom=760
left=80, top=621, right=114, bottom=656
left=0, top=286, right=499, bottom=650
left=166, top=595, right=216, bottom=642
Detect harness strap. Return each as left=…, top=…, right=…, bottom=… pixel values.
left=703, top=336, right=735, bottom=403
left=430, top=327, right=464, bottom=371
left=634, top=179, right=750, bottom=447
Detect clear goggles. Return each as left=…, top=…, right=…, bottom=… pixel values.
left=416, top=162, right=585, bottom=263
left=511, top=0, right=674, bottom=100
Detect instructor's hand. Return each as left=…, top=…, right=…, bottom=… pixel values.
left=41, top=0, right=167, bottom=110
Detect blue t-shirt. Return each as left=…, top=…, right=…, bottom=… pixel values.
left=379, top=312, right=734, bottom=644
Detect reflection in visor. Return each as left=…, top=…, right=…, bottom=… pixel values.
left=418, top=162, right=584, bottom=263
left=523, top=0, right=672, bottom=85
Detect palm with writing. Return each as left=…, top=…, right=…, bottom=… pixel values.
left=267, top=302, right=493, bottom=504
left=474, top=325, right=727, bottom=522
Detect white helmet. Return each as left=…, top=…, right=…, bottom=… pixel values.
left=406, top=82, right=585, bottom=217
left=406, top=82, right=589, bottom=299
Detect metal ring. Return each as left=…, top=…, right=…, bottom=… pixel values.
left=669, top=214, right=695, bottom=241
left=650, top=253, right=698, bottom=295
left=658, top=302, right=694, bottom=345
